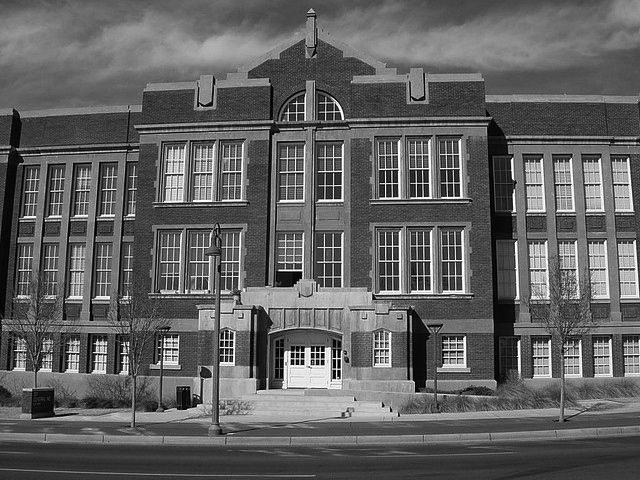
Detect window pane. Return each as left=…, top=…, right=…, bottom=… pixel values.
left=593, top=336, right=611, bottom=376
left=618, top=240, right=638, bottom=297
left=21, top=166, right=40, bottom=217
left=47, top=165, right=65, bottom=217
left=373, top=330, right=391, bottom=366
left=409, top=229, right=431, bottom=292
left=377, top=140, right=399, bottom=199
left=92, top=335, right=108, bottom=373
left=220, top=142, right=243, bottom=201
left=496, top=240, right=518, bottom=299
left=16, top=244, right=33, bottom=296
left=73, top=165, right=91, bottom=216
left=278, top=144, right=304, bottom=201
left=68, top=244, right=86, bottom=298
left=316, top=143, right=343, bottom=201
left=493, top=156, right=514, bottom=211
left=378, top=230, right=400, bottom=292
left=315, top=232, right=342, bottom=288
left=94, top=243, right=113, bottom=297
left=163, top=145, right=185, bottom=202
left=158, top=232, right=181, bottom=292
left=221, top=231, right=241, bottom=291
left=612, top=157, right=633, bottom=211
left=280, top=93, right=305, bottom=121
left=532, top=337, right=551, bottom=377
left=564, top=338, right=581, bottom=376
left=99, top=164, right=118, bottom=216
left=524, top=156, right=544, bottom=212
left=582, top=157, right=602, bottom=211
left=588, top=241, right=608, bottom=298
left=439, top=139, right=461, bottom=198
left=42, top=243, right=59, bottom=296
left=408, top=139, right=430, bottom=199
left=623, top=336, right=640, bottom=375
left=187, top=231, right=210, bottom=293
left=442, top=335, right=466, bottom=366
left=553, top=156, right=574, bottom=211
left=192, top=143, right=214, bottom=201
left=441, top=230, right=463, bottom=292
left=528, top=241, right=548, bottom=297
left=125, top=163, right=138, bottom=215
left=317, top=93, right=343, bottom=121
left=220, top=330, right=235, bottom=365
left=120, top=243, right=133, bottom=298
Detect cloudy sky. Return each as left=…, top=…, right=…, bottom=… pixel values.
left=2, top=0, right=640, bottom=111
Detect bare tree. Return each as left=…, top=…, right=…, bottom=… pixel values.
left=5, top=271, right=71, bottom=388
left=109, top=285, right=168, bottom=429
left=523, top=259, right=596, bottom=422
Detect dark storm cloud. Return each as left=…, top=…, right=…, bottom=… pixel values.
left=1, top=0, right=640, bottom=111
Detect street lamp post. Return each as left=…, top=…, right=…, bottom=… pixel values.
left=426, top=323, right=443, bottom=413
left=204, top=223, right=223, bottom=436
left=156, top=326, right=171, bottom=413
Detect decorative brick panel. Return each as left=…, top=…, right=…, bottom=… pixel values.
left=526, top=216, right=546, bottom=232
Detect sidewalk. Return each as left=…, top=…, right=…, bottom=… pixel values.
left=1, top=398, right=639, bottom=446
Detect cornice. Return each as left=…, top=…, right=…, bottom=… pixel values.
left=17, top=143, right=139, bottom=156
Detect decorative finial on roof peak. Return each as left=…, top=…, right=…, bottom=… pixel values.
left=307, top=8, right=316, bottom=17
left=306, top=8, right=318, bottom=58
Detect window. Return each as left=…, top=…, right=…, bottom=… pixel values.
left=316, top=143, right=343, bottom=201
left=42, top=243, right=59, bottom=296
left=532, top=337, right=551, bottom=377
left=528, top=241, right=548, bottom=298
left=21, top=166, right=40, bottom=218
left=331, top=338, right=342, bottom=381
left=46, top=165, right=65, bottom=217
left=582, top=156, right=603, bottom=211
left=441, top=335, right=466, bottom=368
left=315, top=232, right=342, bottom=288
left=125, top=163, right=137, bottom=216
left=493, top=156, right=514, bottom=212
left=612, top=156, right=633, bottom=212
left=68, top=244, right=86, bottom=298
left=99, top=164, right=118, bottom=216
left=623, top=336, right=640, bottom=375
left=558, top=241, right=578, bottom=286
left=279, top=92, right=344, bottom=121
left=376, top=226, right=466, bottom=294
left=156, top=228, right=242, bottom=294
left=317, top=93, right=343, bottom=121
left=220, top=142, right=243, bottom=201
left=499, top=337, right=520, bottom=379
left=592, top=336, right=612, bottom=377
left=220, top=329, right=235, bottom=365
left=496, top=240, right=518, bottom=299
left=408, top=138, right=430, bottom=199
left=278, top=143, right=305, bottom=201
left=12, top=337, right=27, bottom=371
left=564, top=338, right=582, bottom=377
left=118, top=337, right=130, bottom=375
left=94, top=243, right=113, bottom=298
left=377, top=139, right=399, bottom=199
left=553, top=156, right=574, bottom=212
left=157, top=334, right=179, bottom=365
left=16, top=243, right=33, bottom=297
left=280, top=93, right=305, bottom=121
left=373, top=330, right=391, bottom=367
left=276, top=232, right=303, bottom=287
left=273, top=338, right=284, bottom=381
left=91, top=335, right=108, bottom=373
left=439, top=138, right=462, bottom=198
left=192, top=144, right=214, bottom=202
left=617, top=240, right=638, bottom=298
left=524, top=155, right=544, bottom=212
left=65, top=336, right=80, bottom=373
left=588, top=241, right=608, bottom=298
left=162, top=144, right=186, bottom=202
left=41, top=338, right=53, bottom=372
left=72, top=165, right=91, bottom=216
left=121, top=243, right=133, bottom=298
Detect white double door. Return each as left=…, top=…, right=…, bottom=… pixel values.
left=285, top=332, right=331, bottom=389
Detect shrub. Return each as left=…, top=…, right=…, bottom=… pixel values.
left=82, top=375, right=156, bottom=410
left=42, top=379, right=80, bottom=408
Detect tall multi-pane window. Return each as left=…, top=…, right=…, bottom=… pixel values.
left=378, top=230, right=400, bottom=292
left=528, top=241, right=548, bottom=297
left=91, top=335, right=108, bottom=373
left=125, top=163, right=137, bottom=216
left=592, top=336, right=612, bottom=377
left=617, top=240, right=638, bottom=298
left=315, top=232, right=342, bottom=288
left=317, top=93, right=343, bottom=121
left=99, top=164, right=118, bottom=216
left=273, top=338, right=284, bottom=381
left=524, top=155, right=545, bottom=212
left=558, top=241, right=578, bottom=286
left=564, top=339, right=582, bottom=377
left=192, top=143, right=214, bottom=202
left=12, top=337, right=27, bottom=370
left=439, top=138, right=461, bottom=198
left=162, top=144, right=186, bottom=202
left=157, top=334, right=179, bottom=365
left=278, top=144, right=305, bottom=201
left=553, top=156, right=574, bottom=211
left=220, top=142, right=243, bottom=201
left=612, top=156, right=633, bottom=212
left=373, top=330, right=391, bottom=367
left=441, top=229, right=464, bottom=292
left=496, top=240, right=518, bottom=299
left=441, top=335, right=466, bottom=367
left=72, top=165, right=91, bottom=216
left=41, top=338, right=53, bottom=372
left=120, top=243, right=133, bottom=297
left=21, top=166, right=40, bottom=218
left=46, top=165, right=65, bottom=217
left=623, top=336, right=640, bottom=375
left=220, top=329, right=235, bottom=365
left=316, top=143, right=343, bottom=201
left=118, top=337, right=130, bottom=375
left=42, top=243, right=59, bottom=296
left=16, top=243, right=33, bottom=296
left=65, top=336, right=80, bottom=372
left=408, top=139, right=430, bottom=199
left=377, top=139, right=399, bottom=199
left=276, top=232, right=303, bottom=287
left=582, top=156, right=603, bottom=211
left=221, top=231, right=241, bottom=291
left=187, top=231, right=210, bottom=293
left=280, top=93, right=305, bottom=121
left=409, top=229, right=431, bottom=293
left=68, top=244, right=86, bottom=298
left=157, top=231, right=181, bottom=292
left=94, top=243, right=113, bottom=298
left=532, top=337, right=551, bottom=377
left=332, top=338, right=342, bottom=381
left=588, top=241, right=609, bottom=298
left=493, top=156, right=514, bottom=212
left=499, top=337, right=520, bottom=379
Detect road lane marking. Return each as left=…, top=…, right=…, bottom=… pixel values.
left=0, top=469, right=315, bottom=478
left=361, top=452, right=515, bottom=458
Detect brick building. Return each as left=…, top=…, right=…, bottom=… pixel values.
left=1, top=12, right=639, bottom=400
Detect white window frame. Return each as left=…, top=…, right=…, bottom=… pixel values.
left=496, top=240, right=519, bottom=300
left=279, top=91, right=344, bottom=122
left=623, top=335, right=640, bottom=376
left=316, top=92, right=344, bottom=121
left=21, top=166, right=40, bottom=218
left=499, top=336, right=521, bottom=379
left=191, top=143, right=214, bottom=202
left=592, top=336, right=612, bottom=377
left=558, top=240, right=578, bottom=290
left=40, top=337, right=53, bottom=372
left=493, top=156, right=514, bottom=212
left=120, top=243, right=133, bottom=298
left=315, top=232, right=343, bottom=288
left=553, top=155, right=574, bottom=212
left=46, top=165, right=65, bottom=217
left=563, top=338, right=582, bottom=378
left=582, top=156, right=603, bottom=212
left=125, top=163, right=137, bottom=216
left=162, top=144, right=186, bottom=202
left=68, top=243, right=86, bottom=298
left=277, top=143, right=305, bottom=202
left=316, top=142, right=343, bottom=202
left=617, top=240, right=639, bottom=298
left=220, top=141, right=244, bottom=201
left=438, top=138, right=462, bottom=199
left=94, top=243, right=113, bottom=299
left=441, top=335, right=467, bottom=369
left=42, top=243, right=59, bottom=297
left=528, top=241, right=549, bottom=298
left=408, top=138, right=431, bottom=199
left=532, top=336, right=552, bottom=378
left=187, top=230, right=210, bottom=294
left=72, top=164, right=91, bottom=217
left=588, top=240, right=609, bottom=299
left=118, top=337, right=130, bottom=375
left=16, top=243, right=33, bottom=297
left=280, top=93, right=306, bottom=121
left=98, top=163, right=118, bottom=217
left=373, top=330, right=391, bottom=367
left=157, top=334, right=179, bottom=366
left=12, top=337, right=27, bottom=371
left=220, top=329, right=235, bottom=366
left=91, top=335, right=108, bottom=374
left=524, top=155, right=545, bottom=212
left=276, top=231, right=304, bottom=283
left=65, top=336, right=80, bottom=373
left=612, top=156, right=633, bottom=212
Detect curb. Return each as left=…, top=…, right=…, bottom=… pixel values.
left=1, top=425, right=639, bottom=446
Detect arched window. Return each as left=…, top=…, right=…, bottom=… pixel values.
left=220, top=329, right=236, bottom=365
left=317, top=93, right=343, bottom=121
left=280, top=93, right=305, bottom=122
left=279, top=92, right=344, bottom=121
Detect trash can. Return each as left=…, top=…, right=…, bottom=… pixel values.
left=176, top=386, right=191, bottom=410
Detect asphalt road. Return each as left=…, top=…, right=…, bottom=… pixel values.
left=0, top=436, right=639, bottom=479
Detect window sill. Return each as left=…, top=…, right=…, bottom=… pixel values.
left=373, top=364, right=391, bottom=368
left=438, top=367, right=470, bottom=373
left=149, top=364, right=182, bottom=371
left=370, top=198, right=471, bottom=205
left=153, top=201, right=248, bottom=208
left=375, top=293, right=474, bottom=300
